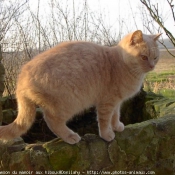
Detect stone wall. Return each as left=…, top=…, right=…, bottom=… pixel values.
left=0, top=45, right=5, bottom=125
left=0, top=115, right=174, bottom=174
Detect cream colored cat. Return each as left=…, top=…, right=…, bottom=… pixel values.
left=0, top=30, right=161, bottom=144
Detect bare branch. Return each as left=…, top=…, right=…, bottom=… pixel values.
left=140, top=0, right=175, bottom=57
left=167, top=0, right=175, bottom=23
left=0, top=0, right=29, bottom=42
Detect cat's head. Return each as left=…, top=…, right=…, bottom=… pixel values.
left=118, top=30, right=161, bottom=73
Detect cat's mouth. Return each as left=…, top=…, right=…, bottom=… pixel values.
left=143, top=61, right=155, bottom=72
left=143, top=65, right=155, bottom=73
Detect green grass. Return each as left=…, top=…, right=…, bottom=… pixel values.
left=146, top=70, right=175, bottom=83
left=159, top=89, right=175, bottom=99
left=144, top=70, right=175, bottom=99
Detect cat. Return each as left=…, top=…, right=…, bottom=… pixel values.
left=0, top=30, right=161, bottom=144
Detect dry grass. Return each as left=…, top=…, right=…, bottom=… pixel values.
left=144, top=49, right=175, bottom=97
left=154, top=49, right=175, bottom=73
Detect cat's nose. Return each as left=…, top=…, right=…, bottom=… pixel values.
left=149, top=64, right=154, bottom=69
left=149, top=61, right=155, bottom=69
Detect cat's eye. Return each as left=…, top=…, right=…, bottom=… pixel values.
left=141, top=55, right=148, bottom=61
left=154, top=57, right=158, bottom=60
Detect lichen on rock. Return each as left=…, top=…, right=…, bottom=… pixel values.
left=0, top=115, right=175, bottom=174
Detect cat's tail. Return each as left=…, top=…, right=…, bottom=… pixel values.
left=0, top=94, right=36, bottom=140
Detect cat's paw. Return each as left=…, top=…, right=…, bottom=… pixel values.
left=113, top=122, right=124, bottom=132
left=100, top=129, right=115, bottom=142
left=64, top=133, right=81, bottom=144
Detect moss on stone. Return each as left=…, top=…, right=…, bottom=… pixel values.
left=1, top=116, right=175, bottom=173
left=27, top=144, right=52, bottom=170
left=44, top=139, right=79, bottom=170
left=9, top=151, right=32, bottom=171
left=116, top=121, right=154, bottom=157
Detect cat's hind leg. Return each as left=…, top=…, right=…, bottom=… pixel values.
left=43, top=109, right=81, bottom=144
left=111, top=104, right=124, bottom=132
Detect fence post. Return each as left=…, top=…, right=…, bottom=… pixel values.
left=0, top=44, right=5, bottom=125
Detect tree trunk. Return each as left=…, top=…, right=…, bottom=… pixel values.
left=0, top=44, right=5, bottom=125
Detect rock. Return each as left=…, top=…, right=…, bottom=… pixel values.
left=0, top=115, right=175, bottom=174
left=2, top=109, right=17, bottom=124
left=1, top=95, right=17, bottom=110
left=121, top=90, right=175, bottom=125
left=121, top=89, right=153, bottom=124
left=0, top=45, right=5, bottom=125
left=145, top=92, right=175, bottom=117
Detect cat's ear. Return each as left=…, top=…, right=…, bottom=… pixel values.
left=153, top=33, right=162, bottom=41
left=130, top=30, right=143, bottom=45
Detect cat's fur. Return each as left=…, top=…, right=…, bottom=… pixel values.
left=0, top=30, right=161, bottom=144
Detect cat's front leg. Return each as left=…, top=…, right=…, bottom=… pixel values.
left=111, top=105, right=124, bottom=132
left=97, top=105, right=115, bottom=142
